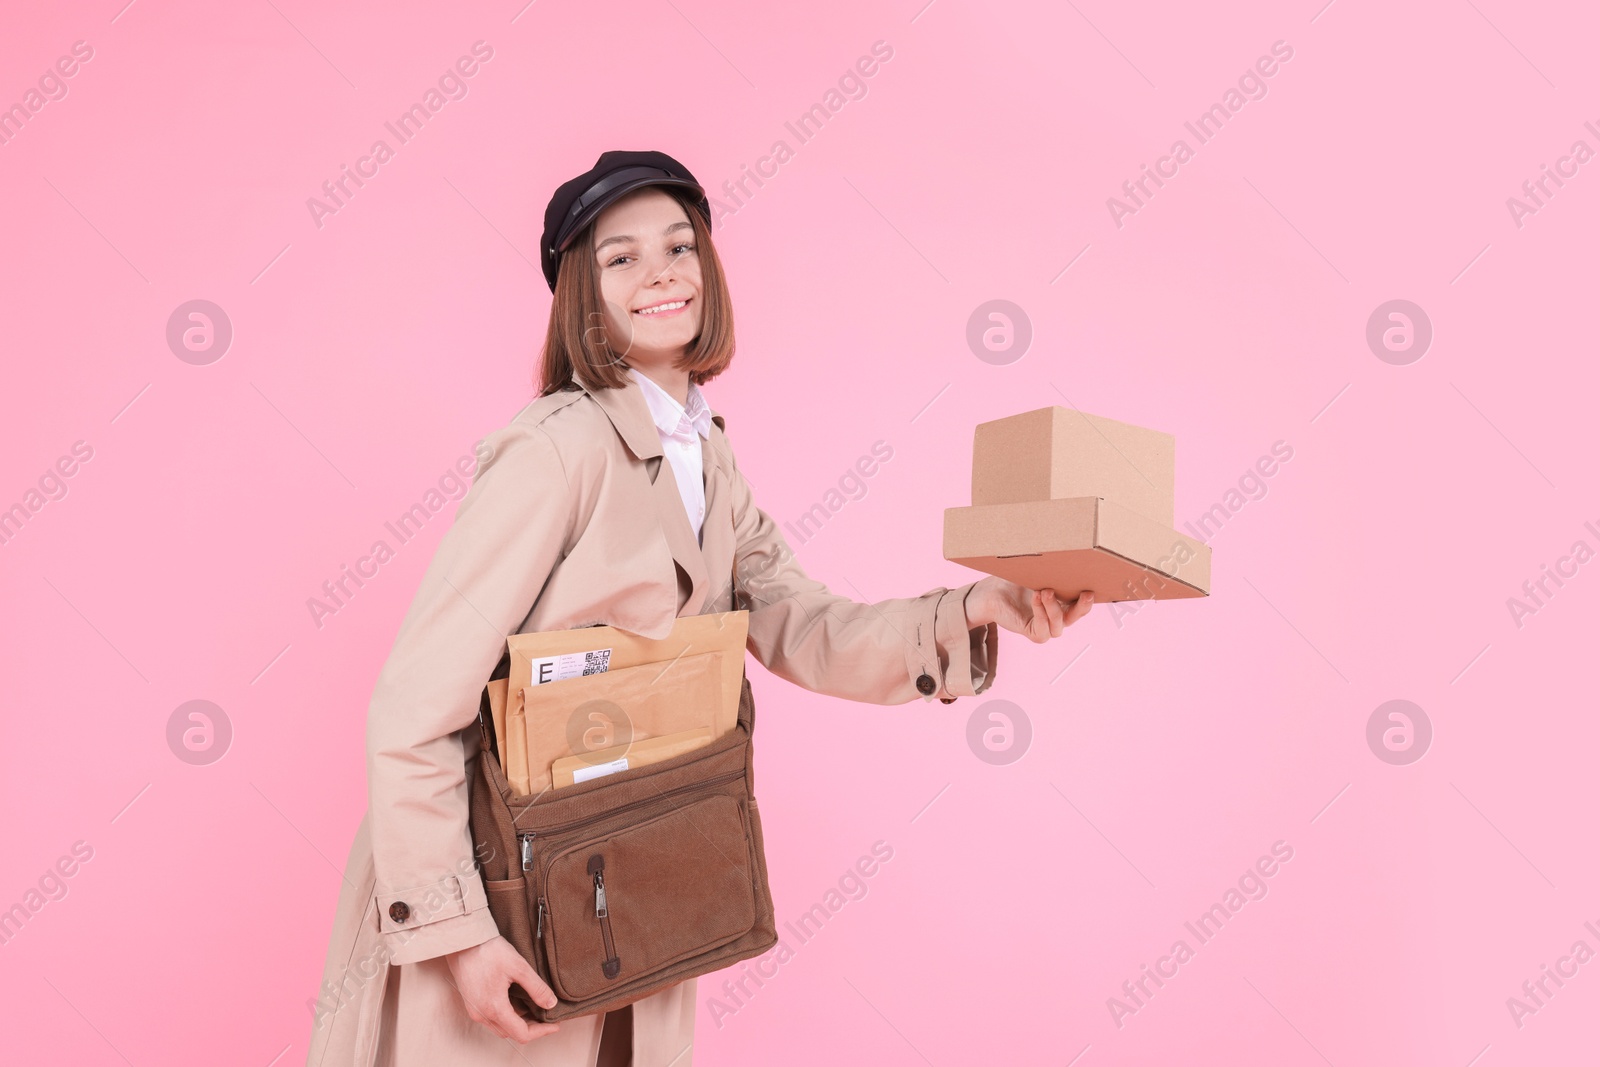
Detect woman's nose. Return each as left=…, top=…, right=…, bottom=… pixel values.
left=646, top=251, right=679, bottom=283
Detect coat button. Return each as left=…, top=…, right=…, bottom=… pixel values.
left=389, top=901, right=410, bottom=924
left=940, top=697, right=956, bottom=704
left=915, top=673, right=936, bottom=696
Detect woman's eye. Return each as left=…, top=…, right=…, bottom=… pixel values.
left=606, top=244, right=692, bottom=267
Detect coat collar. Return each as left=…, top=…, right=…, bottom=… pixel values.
left=574, top=371, right=734, bottom=622
left=574, top=367, right=727, bottom=458
left=627, top=365, right=715, bottom=443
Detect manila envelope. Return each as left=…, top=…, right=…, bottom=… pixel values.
left=519, top=650, right=725, bottom=796
left=505, top=678, right=530, bottom=795
left=506, top=610, right=748, bottom=741
left=487, top=677, right=509, bottom=772
left=550, top=726, right=716, bottom=789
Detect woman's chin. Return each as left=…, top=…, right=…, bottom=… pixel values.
left=637, top=326, right=700, bottom=349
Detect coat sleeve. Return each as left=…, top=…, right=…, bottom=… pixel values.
left=727, top=447, right=998, bottom=705
left=364, top=420, right=573, bottom=966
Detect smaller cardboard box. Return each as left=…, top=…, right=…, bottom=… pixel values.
left=973, top=406, right=1175, bottom=527
left=944, top=407, right=1211, bottom=603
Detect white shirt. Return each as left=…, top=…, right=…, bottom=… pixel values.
left=627, top=365, right=715, bottom=545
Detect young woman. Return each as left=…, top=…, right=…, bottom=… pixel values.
left=305, top=150, right=1093, bottom=1067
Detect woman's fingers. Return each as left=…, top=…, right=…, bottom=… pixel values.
left=462, top=991, right=510, bottom=1041
left=488, top=994, right=525, bottom=1042
left=447, top=937, right=562, bottom=1046
left=1030, top=587, right=1095, bottom=642
left=1065, top=589, right=1094, bottom=626
left=994, top=582, right=1097, bottom=641
left=497, top=957, right=561, bottom=1043
left=485, top=984, right=560, bottom=1045
left=1039, top=588, right=1066, bottom=640
left=1027, top=589, right=1049, bottom=642
left=509, top=954, right=559, bottom=1012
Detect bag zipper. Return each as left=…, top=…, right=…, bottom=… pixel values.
left=516, top=768, right=745, bottom=989
left=588, top=855, right=621, bottom=979
left=516, top=768, right=743, bottom=853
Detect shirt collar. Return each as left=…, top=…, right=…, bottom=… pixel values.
left=627, top=365, right=713, bottom=441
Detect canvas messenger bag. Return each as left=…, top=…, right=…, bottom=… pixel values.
left=467, top=618, right=779, bottom=1023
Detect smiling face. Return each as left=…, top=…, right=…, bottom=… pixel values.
left=591, top=187, right=704, bottom=374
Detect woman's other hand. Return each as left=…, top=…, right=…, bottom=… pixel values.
left=444, top=935, right=562, bottom=1044
left=968, top=577, right=1094, bottom=643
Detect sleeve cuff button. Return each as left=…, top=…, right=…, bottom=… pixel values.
left=915, top=673, right=936, bottom=696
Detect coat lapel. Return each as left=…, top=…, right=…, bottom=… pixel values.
left=579, top=373, right=734, bottom=618
left=699, top=419, right=734, bottom=609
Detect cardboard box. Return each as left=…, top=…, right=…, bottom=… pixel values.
left=972, top=407, right=1175, bottom=527
left=944, top=407, right=1211, bottom=603
left=945, top=497, right=1209, bottom=601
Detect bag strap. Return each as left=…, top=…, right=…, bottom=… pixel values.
left=476, top=656, right=509, bottom=766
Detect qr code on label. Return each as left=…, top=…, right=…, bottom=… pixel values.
left=582, top=649, right=612, bottom=675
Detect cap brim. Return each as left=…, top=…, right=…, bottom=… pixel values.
left=555, top=173, right=706, bottom=255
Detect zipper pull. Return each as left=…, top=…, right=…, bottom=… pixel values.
left=535, top=896, right=546, bottom=940
left=520, top=833, right=533, bottom=872
left=587, top=854, right=608, bottom=917
left=586, top=855, right=620, bottom=980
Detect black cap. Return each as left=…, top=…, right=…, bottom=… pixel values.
left=540, top=150, right=711, bottom=292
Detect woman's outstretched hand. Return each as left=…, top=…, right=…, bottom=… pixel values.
left=445, top=935, right=562, bottom=1044
left=967, top=577, right=1094, bottom=642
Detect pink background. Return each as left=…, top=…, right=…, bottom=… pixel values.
left=2, top=1, right=1597, bottom=1064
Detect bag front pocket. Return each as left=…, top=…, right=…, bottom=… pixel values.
left=483, top=876, right=532, bottom=958
left=538, top=792, right=757, bottom=1002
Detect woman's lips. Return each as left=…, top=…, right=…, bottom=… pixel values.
left=634, top=297, right=691, bottom=319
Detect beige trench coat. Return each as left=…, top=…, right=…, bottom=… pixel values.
left=305, top=371, right=999, bottom=1067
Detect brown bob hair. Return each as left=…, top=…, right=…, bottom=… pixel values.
left=535, top=186, right=736, bottom=398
